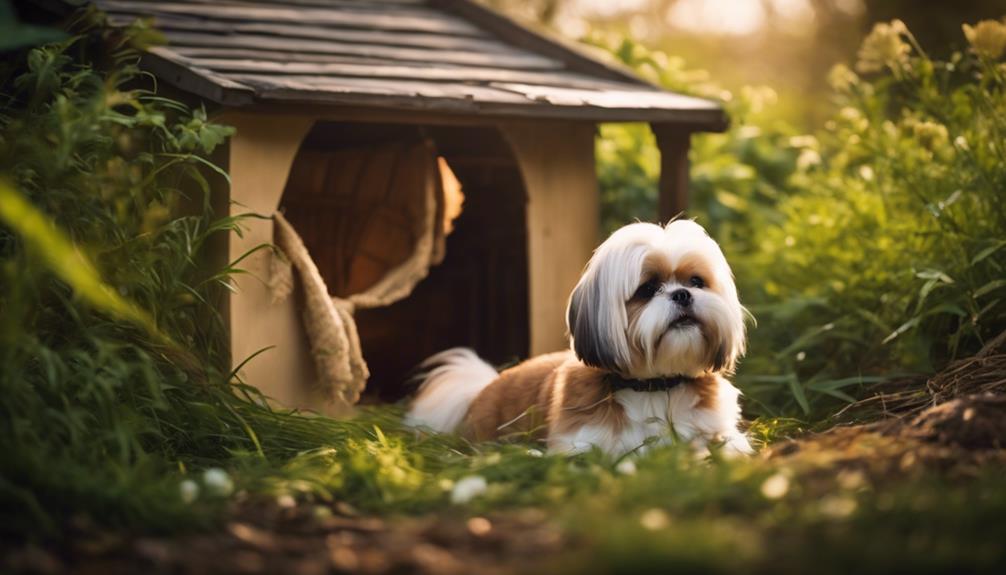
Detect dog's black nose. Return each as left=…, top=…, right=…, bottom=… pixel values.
left=670, top=288, right=692, bottom=307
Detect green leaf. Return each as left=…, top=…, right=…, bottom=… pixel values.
left=806, top=375, right=887, bottom=391
left=775, top=322, right=836, bottom=359
left=974, top=279, right=1006, bottom=299
left=0, top=179, right=160, bottom=338
left=787, top=374, right=810, bottom=415
left=915, top=269, right=954, bottom=284
left=971, top=240, right=1006, bottom=266
left=883, top=303, right=967, bottom=344
left=852, top=308, right=892, bottom=333
left=817, top=388, right=856, bottom=403
left=915, top=278, right=940, bottom=314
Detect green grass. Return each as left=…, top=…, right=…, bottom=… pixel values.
left=552, top=459, right=1006, bottom=574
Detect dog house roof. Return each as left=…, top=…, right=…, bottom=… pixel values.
left=94, top=0, right=726, bottom=129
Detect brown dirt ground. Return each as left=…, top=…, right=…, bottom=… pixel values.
left=5, top=502, right=568, bottom=575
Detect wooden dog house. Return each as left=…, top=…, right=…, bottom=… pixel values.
left=93, top=0, right=726, bottom=414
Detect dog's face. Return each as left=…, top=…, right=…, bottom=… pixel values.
left=567, top=220, right=746, bottom=378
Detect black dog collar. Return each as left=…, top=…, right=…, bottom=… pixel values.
left=604, top=372, right=696, bottom=392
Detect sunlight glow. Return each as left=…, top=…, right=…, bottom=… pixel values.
left=663, top=0, right=819, bottom=36
left=667, top=0, right=766, bottom=36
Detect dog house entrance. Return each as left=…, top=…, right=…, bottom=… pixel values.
left=280, top=122, right=529, bottom=402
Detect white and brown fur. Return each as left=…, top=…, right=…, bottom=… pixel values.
left=406, top=220, right=753, bottom=457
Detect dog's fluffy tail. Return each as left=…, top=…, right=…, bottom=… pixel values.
left=405, top=348, right=498, bottom=433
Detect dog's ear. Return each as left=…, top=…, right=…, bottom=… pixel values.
left=710, top=305, right=747, bottom=375
left=567, top=271, right=624, bottom=372
left=711, top=344, right=732, bottom=373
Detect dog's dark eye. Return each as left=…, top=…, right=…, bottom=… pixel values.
left=689, top=275, right=706, bottom=289
left=633, top=279, right=661, bottom=300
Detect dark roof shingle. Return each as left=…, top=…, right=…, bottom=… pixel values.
left=96, top=0, right=726, bottom=128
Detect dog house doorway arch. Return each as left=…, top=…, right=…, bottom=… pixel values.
left=271, top=126, right=465, bottom=412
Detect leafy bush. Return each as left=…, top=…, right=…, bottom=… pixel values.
left=0, top=11, right=248, bottom=535
left=749, top=20, right=1006, bottom=415
left=590, top=21, right=1006, bottom=418
left=0, top=12, right=441, bottom=538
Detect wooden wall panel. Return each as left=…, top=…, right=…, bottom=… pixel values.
left=216, top=112, right=335, bottom=413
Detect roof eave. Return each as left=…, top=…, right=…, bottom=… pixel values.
left=142, top=51, right=255, bottom=107
left=249, top=89, right=728, bottom=131
left=137, top=16, right=729, bottom=133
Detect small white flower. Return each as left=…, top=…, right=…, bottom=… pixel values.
left=615, top=459, right=638, bottom=476
left=179, top=479, right=199, bottom=504
left=526, top=448, right=544, bottom=458
left=450, top=475, right=488, bottom=504
left=202, top=467, right=234, bottom=497
left=761, top=473, right=791, bottom=500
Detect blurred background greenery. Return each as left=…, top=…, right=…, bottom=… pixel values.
left=487, top=0, right=1006, bottom=419
left=486, top=0, right=1005, bottom=126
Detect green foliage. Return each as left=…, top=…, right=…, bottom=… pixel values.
left=0, top=180, right=157, bottom=334
left=0, top=11, right=439, bottom=539
left=554, top=449, right=1006, bottom=574
left=0, top=11, right=244, bottom=536
left=595, top=122, right=660, bottom=234
left=589, top=22, right=1006, bottom=418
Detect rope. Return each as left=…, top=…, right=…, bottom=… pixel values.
left=269, top=144, right=444, bottom=412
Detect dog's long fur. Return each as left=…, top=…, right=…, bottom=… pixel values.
left=406, top=220, right=753, bottom=457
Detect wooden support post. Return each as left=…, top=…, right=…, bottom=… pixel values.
left=651, top=124, right=692, bottom=222
left=503, top=121, right=599, bottom=355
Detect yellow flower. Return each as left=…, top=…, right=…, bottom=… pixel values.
left=796, top=149, right=821, bottom=170
left=911, top=120, right=949, bottom=150
left=856, top=21, right=911, bottom=73
left=963, top=19, right=1006, bottom=59
left=141, top=201, right=171, bottom=234
left=827, top=63, right=859, bottom=92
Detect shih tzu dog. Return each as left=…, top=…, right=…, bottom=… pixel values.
left=406, top=220, right=752, bottom=457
